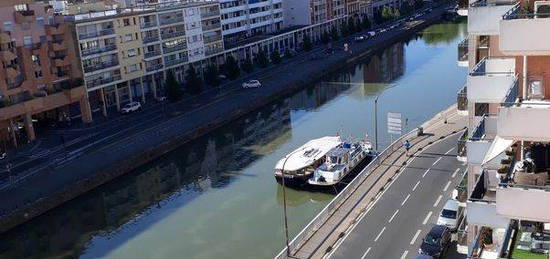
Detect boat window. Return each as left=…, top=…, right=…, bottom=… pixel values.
left=330, top=156, right=338, bottom=163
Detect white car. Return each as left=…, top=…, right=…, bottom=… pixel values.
left=121, top=101, right=142, bottom=114
left=437, top=199, right=461, bottom=231
left=242, top=80, right=261, bottom=88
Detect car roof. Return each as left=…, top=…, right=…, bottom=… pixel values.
left=428, top=225, right=447, bottom=236
left=415, top=255, right=433, bottom=259
left=443, top=199, right=459, bottom=211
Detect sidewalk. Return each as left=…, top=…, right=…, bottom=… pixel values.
left=283, top=105, right=467, bottom=259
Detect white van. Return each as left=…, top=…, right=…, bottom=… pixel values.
left=437, top=199, right=460, bottom=231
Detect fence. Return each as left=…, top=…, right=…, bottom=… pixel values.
left=274, top=128, right=418, bottom=258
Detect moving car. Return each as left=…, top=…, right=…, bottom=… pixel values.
left=419, top=225, right=451, bottom=258
left=437, top=199, right=461, bottom=231
left=121, top=101, right=141, bottom=114
left=242, top=80, right=261, bottom=88
left=366, top=31, right=376, bottom=37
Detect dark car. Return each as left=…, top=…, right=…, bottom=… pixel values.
left=419, top=225, right=451, bottom=258
left=415, top=255, right=433, bottom=259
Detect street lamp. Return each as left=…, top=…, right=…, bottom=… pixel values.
left=279, top=150, right=299, bottom=257
left=373, top=83, right=398, bottom=152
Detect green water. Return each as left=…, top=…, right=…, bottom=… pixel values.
left=0, top=18, right=467, bottom=259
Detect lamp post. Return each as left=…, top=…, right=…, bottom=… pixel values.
left=373, top=84, right=398, bottom=152
left=280, top=150, right=299, bottom=257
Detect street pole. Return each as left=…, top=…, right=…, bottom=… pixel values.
left=280, top=151, right=298, bottom=257
left=374, top=97, right=378, bottom=152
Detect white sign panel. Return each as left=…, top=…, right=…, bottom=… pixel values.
left=387, top=112, right=402, bottom=135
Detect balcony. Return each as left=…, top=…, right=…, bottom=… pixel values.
left=468, top=223, right=512, bottom=259
left=457, top=85, right=468, bottom=116
left=468, top=170, right=511, bottom=228
left=161, top=31, right=185, bottom=40
left=79, top=28, right=115, bottom=40
left=52, top=42, right=67, bottom=52
left=468, top=0, right=517, bottom=35
left=467, top=115, right=498, bottom=164
left=165, top=58, right=188, bottom=67
left=457, top=38, right=468, bottom=67
left=201, top=10, right=220, bottom=19
left=83, top=60, right=119, bottom=73
left=140, top=21, right=157, bottom=29
left=144, top=50, right=161, bottom=59
left=163, top=43, right=187, bottom=54
left=467, top=57, right=517, bottom=103
left=81, top=45, right=117, bottom=57
left=142, top=35, right=160, bottom=44
left=500, top=4, right=550, bottom=55
left=146, top=63, right=163, bottom=72
left=86, top=75, right=122, bottom=88
left=47, top=24, right=65, bottom=35
left=14, top=10, right=35, bottom=24
left=457, top=129, right=468, bottom=161
left=159, top=17, right=184, bottom=26
left=204, top=35, right=222, bottom=44
left=53, top=56, right=71, bottom=67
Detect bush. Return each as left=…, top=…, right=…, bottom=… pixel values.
left=222, top=55, right=240, bottom=80
left=204, top=65, right=220, bottom=87
left=241, top=58, right=254, bottom=73
left=303, top=35, right=313, bottom=51
left=271, top=50, right=282, bottom=64
left=284, top=48, right=292, bottom=58
left=330, top=26, right=339, bottom=40
left=185, top=66, right=202, bottom=95
left=165, top=70, right=182, bottom=102
left=321, top=31, right=330, bottom=44
left=257, top=50, right=269, bottom=68
left=361, top=16, right=371, bottom=30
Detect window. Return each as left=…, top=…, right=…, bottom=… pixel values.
left=14, top=4, right=28, bottom=12
left=123, top=18, right=130, bottom=26
left=34, top=70, right=42, bottom=78
left=3, top=22, right=13, bottom=31
left=36, top=17, right=44, bottom=27
left=125, top=34, right=133, bottom=42
left=31, top=54, right=40, bottom=65
left=127, top=64, right=138, bottom=73
left=23, top=36, right=32, bottom=46
left=127, top=49, right=137, bottom=57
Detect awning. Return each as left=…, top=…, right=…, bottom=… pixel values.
left=482, top=136, right=514, bottom=165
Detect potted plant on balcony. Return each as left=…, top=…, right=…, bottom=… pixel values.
left=482, top=227, right=494, bottom=249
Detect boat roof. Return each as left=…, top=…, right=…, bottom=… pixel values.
left=275, top=136, right=342, bottom=171
left=327, top=147, right=348, bottom=156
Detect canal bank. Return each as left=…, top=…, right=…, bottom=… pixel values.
left=0, top=15, right=467, bottom=259
left=0, top=5, right=455, bottom=233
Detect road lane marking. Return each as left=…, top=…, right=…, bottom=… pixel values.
left=374, top=227, right=386, bottom=242
left=423, top=211, right=433, bottom=225
left=401, top=194, right=411, bottom=206
left=451, top=168, right=460, bottom=178
left=445, top=147, right=455, bottom=155
left=422, top=169, right=430, bottom=178
left=443, top=181, right=452, bottom=192
left=413, top=181, right=420, bottom=191
left=433, top=195, right=443, bottom=207
left=410, top=230, right=422, bottom=245
left=389, top=209, right=399, bottom=223
left=432, top=157, right=442, bottom=166
left=400, top=250, right=409, bottom=259
left=360, top=247, right=372, bottom=259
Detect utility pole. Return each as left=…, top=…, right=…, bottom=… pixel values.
left=280, top=150, right=299, bottom=257
left=374, top=97, right=378, bottom=151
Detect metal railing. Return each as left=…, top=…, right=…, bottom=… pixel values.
left=470, top=0, right=517, bottom=7
left=457, top=129, right=468, bottom=158
left=146, top=63, right=163, bottom=72
left=163, top=43, right=187, bottom=54
left=140, top=21, right=157, bottom=29
left=470, top=116, right=486, bottom=141
left=458, top=38, right=468, bottom=62
left=142, top=35, right=160, bottom=43
left=79, top=28, right=115, bottom=40
left=161, top=30, right=185, bottom=40
left=159, top=17, right=184, bottom=25
left=164, top=58, right=187, bottom=67
left=201, top=11, right=220, bottom=18
left=501, top=77, right=519, bottom=107
left=83, top=60, right=119, bottom=73
left=457, top=85, right=467, bottom=111
left=274, top=128, right=418, bottom=258
left=204, top=35, right=222, bottom=43
left=81, top=45, right=117, bottom=56
left=86, top=75, right=121, bottom=88
left=144, top=50, right=161, bottom=58
left=499, top=220, right=517, bottom=258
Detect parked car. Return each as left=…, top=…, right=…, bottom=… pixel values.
left=242, top=80, right=261, bottom=88
left=121, top=101, right=142, bottom=114
left=437, top=199, right=461, bottom=231
left=156, top=96, right=167, bottom=102
left=354, top=35, right=366, bottom=42
left=419, top=225, right=451, bottom=258
left=367, top=31, right=376, bottom=37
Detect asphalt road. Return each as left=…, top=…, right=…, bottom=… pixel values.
left=329, top=132, right=467, bottom=259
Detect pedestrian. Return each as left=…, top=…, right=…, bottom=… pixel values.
left=403, top=140, right=411, bottom=156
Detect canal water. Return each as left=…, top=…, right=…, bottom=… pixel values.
left=0, top=18, right=467, bottom=259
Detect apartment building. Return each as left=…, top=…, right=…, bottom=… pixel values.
left=71, top=1, right=224, bottom=116
left=0, top=0, right=91, bottom=148
left=219, top=0, right=284, bottom=48
left=283, top=0, right=364, bottom=28
left=458, top=0, right=550, bottom=257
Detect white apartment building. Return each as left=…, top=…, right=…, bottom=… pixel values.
left=219, top=0, right=284, bottom=48
left=457, top=0, right=550, bottom=258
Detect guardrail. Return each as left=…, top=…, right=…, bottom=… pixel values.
left=274, top=128, right=418, bottom=258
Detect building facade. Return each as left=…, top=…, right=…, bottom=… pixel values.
left=459, top=0, right=550, bottom=257
left=0, top=0, right=91, bottom=148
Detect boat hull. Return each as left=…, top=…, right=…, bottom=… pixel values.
left=274, top=174, right=311, bottom=187
left=308, top=154, right=375, bottom=187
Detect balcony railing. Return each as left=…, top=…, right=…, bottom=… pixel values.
left=163, top=43, right=187, bottom=54
left=458, top=38, right=468, bottom=63
left=501, top=77, right=519, bottom=107
left=204, top=35, right=222, bottom=44
left=86, top=75, right=122, bottom=88
left=83, top=60, right=119, bottom=73
left=146, top=63, right=163, bottom=72
left=159, top=17, right=184, bottom=25
left=161, top=31, right=185, bottom=40
left=202, top=24, right=221, bottom=31
left=142, top=35, right=160, bottom=44
left=471, top=116, right=486, bottom=141
left=140, top=21, right=158, bottom=29
left=164, top=58, right=188, bottom=67
left=81, top=45, right=117, bottom=56
left=6, top=74, right=24, bottom=89
left=457, top=129, right=468, bottom=158
left=144, top=50, right=161, bottom=58
left=457, top=85, right=467, bottom=111
left=201, top=10, right=220, bottom=19
left=79, top=28, right=115, bottom=40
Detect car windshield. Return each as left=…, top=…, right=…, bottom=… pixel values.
left=424, top=235, right=440, bottom=246
left=441, top=209, right=457, bottom=219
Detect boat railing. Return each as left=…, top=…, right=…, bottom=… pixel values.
left=274, top=127, right=419, bottom=258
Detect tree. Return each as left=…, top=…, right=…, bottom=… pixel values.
left=185, top=66, right=202, bottom=95
left=361, top=15, right=372, bottom=30
left=222, top=55, right=240, bottom=80
left=414, top=0, right=424, bottom=10
left=321, top=31, right=330, bottom=44
left=164, top=70, right=182, bottom=102
left=400, top=2, right=413, bottom=15
left=241, top=58, right=254, bottom=73
left=340, top=21, right=349, bottom=36
left=257, top=49, right=269, bottom=68
left=271, top=50, right=282, bottom=64
left=204, top=65, right=220, bottom=87
left=347, top=17, right=356, bottom=33
left=392, top=8, right=401, bottom=20
left=284, top=48, right=292, bottom=58
left=381, top=6, right=393, bottom=22
left=303, top=35, right=313, bottom=51
left=330, top=26, right=339, bottom=40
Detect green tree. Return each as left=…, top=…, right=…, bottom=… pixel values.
left=204, top=65, right=220, bottom=87
left=400, top=2, right=413, bottom=15
left=185, top=66, right=202, bottom=95
left=414, top=0, right=424, bottom=10
left=347, top=17, right=356, bottom=33
left=392, top=8, right=401, bottom=19
left=303, top=35, right=313, bottom=51
left=241, top=58, right=254, bottom=73
left=222, top=55, right=240, bottom=80
left=270, top=50, right=282, bottom=64
left=257, top=50, right=269, bottom=68
left=321, top=31, right=330, bottom=44
left=330, top=26, right=339, bottom=40
left=164, top=70, right=182, bottom=102
left=361, top=15, right=371, bottom=30
left=284, top=48, right=292, bottom=58
left=340, top=22, right=349, bottom=36
left=381, top=6, right=392, bottom=21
